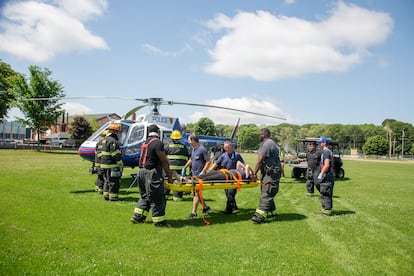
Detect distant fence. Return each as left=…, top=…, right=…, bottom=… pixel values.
left=0, top=143, right=76, bottom=151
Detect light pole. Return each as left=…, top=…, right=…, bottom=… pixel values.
left=401, top=129, right=405, bottom=160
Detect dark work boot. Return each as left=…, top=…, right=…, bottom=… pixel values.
left=251, top=212, right=265, bottom=224
left=130, top=213, right=145, bottom=224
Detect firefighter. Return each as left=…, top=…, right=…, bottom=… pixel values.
left=130, top=124, right=172, bottom=227
left=305, top=141, right=321, bottom=197
left=316, top=137, right=335, bottom=216
left=94, top=129, right=109, bottom=194
left=251, top=128, right=282, bottom=224
left=101, top=123, right=123, bottom=201
left=165, top=130, right=189, bottom=201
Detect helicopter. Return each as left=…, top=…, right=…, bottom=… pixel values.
left=25, top=96, right=285, bottom=168
left=77, top=97, right=285, bottom=169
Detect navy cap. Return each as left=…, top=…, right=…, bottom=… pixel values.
left=318, top=137, right=329, bottom=143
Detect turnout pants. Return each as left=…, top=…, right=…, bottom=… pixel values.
left=306, top=168, right=319, bottom=194
left=103, top=168, right=121, bottom=198
left=316, top=172, right=335, bottom=210
left=258, top=172, right=280, bottom=213
left=172, top=170, right=183, bottom=199
left=135, top=167, right=166, bottom=218
left=96, top=168, right=105, bottom=191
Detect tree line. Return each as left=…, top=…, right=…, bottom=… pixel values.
left=1, top=61, right=413, bottom=156
left=187, top=118, right=414, bottom=157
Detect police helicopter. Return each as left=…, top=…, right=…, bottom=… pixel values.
left=25, top=96, right=285, bottom=168
left=76, top=97, right=285, bottom=168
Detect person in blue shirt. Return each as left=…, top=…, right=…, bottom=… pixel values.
left=182, top=134, right=211, bottom=219
left=316, top=137, right=335, bottom=216
left=210, top=140, right=245, bottom=214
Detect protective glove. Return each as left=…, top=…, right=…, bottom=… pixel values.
left=181, top=168, right=186, bottom=177
left=317, top=173, right=323, bottom=180
left=199, top=171, right=205, bottom=176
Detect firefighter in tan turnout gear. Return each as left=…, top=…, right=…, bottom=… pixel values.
left=101, top=124, right=123, bottom=201
left=164, top=130, right=189, bottom=201
left=94, top=129, right=109, bottom=194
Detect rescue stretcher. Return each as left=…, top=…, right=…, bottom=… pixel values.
left=164, top=178, right=260, bottom=192
left=130, top=169, right=260, bottom=192
left=164, top=168, right=260, bottom=192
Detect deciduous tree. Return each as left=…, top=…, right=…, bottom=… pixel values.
left=362, top=135, right=388, bottom=156
left=194, top=117, right=215, bottom=136
left=11, top=66, right=65, bottom=145
left=0, top=60, right=19, bottom=123
left=69, top=115, right=93, bottom=144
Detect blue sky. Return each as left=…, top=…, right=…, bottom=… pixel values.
left=1, top=0, right=413, bottom=126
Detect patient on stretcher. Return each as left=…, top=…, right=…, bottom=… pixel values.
left=198, top=162, right=256, bottom=182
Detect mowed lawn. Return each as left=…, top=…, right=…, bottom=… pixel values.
left=0, top=150, right=413, bottom=275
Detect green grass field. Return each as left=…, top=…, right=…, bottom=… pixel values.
left=1, top=150, right=413, bottom=275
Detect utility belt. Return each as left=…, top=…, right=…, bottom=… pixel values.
left=141, top=165, right=161, bottom=171
left=263, top=164, right=280, bottom=175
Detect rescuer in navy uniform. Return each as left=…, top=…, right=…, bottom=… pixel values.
left=130, top=124, right=172, bottom=227
left=210, top=140, right=245, bottom=214
left=316, top=137, right=335, bottom=216
left=306, top=141, right=321, bottom=197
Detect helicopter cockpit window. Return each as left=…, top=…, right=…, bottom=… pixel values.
left=118, top=124, right=130, bottom=145
left=128, top=125, right=145, bottom=144
left=89, top=122, right=111, bottom=142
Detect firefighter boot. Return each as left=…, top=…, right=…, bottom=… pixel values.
left=130, top=213, right=146, bottom=224
left=251, top=212, right=266, bottom=224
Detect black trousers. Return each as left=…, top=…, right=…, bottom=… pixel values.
left=103, top=168, right=120, bottom=194
left=316, top=172, right=335, bottom=210
left=258, top=172, right=280, bottom=212
left=225, top=189, right=238, bottom=212
left=95, top=168, right=105, bottom=189
left=135, top=167, right=166, bottom=218
left=306, top=168, right=319, bottom=194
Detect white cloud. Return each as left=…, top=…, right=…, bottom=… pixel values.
left=61, top=102, right=93, bottom=115
left=189, top=111, right=204, bottom=122
left=284, top=0, right=295, bottom=5
left=204, top=2, right=393, bottom=80
left=58, top=0, right=108, bottom=21
left=188, top=97, right=287, bottom=125
left=0, top=0, right=108, bottom=62
left=142, top=43, right=193, bottom=58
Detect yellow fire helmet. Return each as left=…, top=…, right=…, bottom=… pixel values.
left=171, top=130, right=182, bottom=140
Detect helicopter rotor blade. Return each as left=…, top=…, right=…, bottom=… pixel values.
left=23, top=96, right=286, bottom=120
left=25, top=96, right=138, bottom=101
left=122, top=105, right=147, bottom=120
left=170, top=101, right=286, bottom=120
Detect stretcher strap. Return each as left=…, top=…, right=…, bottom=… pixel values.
left=219, top=169, right=230, bottom=182
left=231, top=170, right=242, bottom=192
left=196, top=178, right=210, bottom=226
